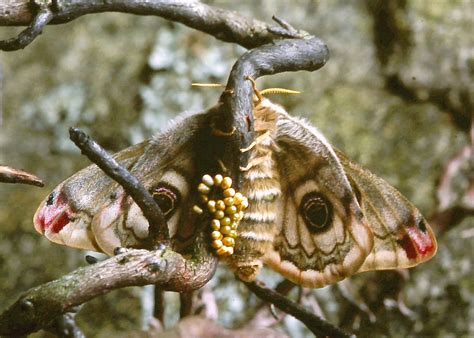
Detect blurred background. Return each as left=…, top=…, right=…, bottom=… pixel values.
left=0, top=1, right=472, bottom=337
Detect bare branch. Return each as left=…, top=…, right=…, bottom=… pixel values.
left=0, top=2, right=53, bottom=51
left=0, top=243, right=217, bottom=336
left=179, top=291, right=194, bottom=319
left=0, top=165, right=44, bottom=186
left=245, top=281, right=351, bottom=338
left=69, top=127, right=169, bottom=245
left=0, top=0, right=306, bottom=51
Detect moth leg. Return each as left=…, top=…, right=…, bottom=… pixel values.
left=240, top=141, right=256, bottom=153
left=218, top=159, right=228, bottom=173
left=239, top=153, right=271, bottom=171
left=240, top=130, right=271, bottom=153
left=212, top=126, right=236, bottom=137
left=246, top=76, right=263, bottom=103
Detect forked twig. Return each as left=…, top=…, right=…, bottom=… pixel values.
left=0, top=3, right=53, bottom=51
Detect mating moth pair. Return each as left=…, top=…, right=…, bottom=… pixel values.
left=34, top=87, right=437, bottom=288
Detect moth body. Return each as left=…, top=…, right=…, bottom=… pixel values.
left=229, top=98, right=283, bottom=281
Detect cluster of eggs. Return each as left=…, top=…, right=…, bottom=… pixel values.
left=193, top=174, right=248, bottom=256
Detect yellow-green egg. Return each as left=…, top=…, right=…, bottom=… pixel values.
left=221, top=225, right=232, bottom=235
left=217, top=246, right=231, bottom=256
left=226, top=205, right=237, bottom=215
left=211, top=219, right=220, bottom=230
left=234, top=192, right=244, bottom=204
left=211, top=231, right=223, bottom=240
left=213, top=174, right=223, bottom=186
left=202, top=174, right=214, bottom=187
left=216, top=200, right=226, bottom=210
left=221, top=177, right=232, bottom=189
left=214, top=210, right=225, bottom=219
left=192, top=205, right=203, bottom=214
left=198, top=183, right=210, bottom=194
left=222, top=237, right=235, bottom=247
left=207, top=200, right=217, bottom=212
left=212, top=240, right=223, bottom=249
left=224, top=197, right=235, bottom=206
left=223, top=188, right=236, bottom=197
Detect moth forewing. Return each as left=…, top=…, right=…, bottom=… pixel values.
left=33, top=109, right=219, bottom=255
left=335, top=150, right=437, bottom=271
left=34, top=141, right=149, bottom=254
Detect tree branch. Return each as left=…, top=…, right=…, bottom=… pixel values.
left=245, top=281, right=351, bottom=338
left=0, top=1, right=53, bottom=51
left=0, top=244, right=217, bottom=335
left=0, top=0, right=307, bottom=51
left=0, top=165, right=43, bottom=186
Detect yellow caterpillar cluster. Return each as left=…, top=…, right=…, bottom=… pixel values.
left=193, top=174, right=248, bottom=256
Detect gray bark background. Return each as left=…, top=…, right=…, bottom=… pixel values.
left=0, top=1, right=472, bottom=337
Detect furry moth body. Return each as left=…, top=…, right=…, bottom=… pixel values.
left=34, top=98, right=437, bottom=288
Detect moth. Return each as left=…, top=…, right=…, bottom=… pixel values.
left=34, top=91, right=437, bottom=288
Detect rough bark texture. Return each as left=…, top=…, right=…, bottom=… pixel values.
left=0, top=245, right=217, bottom=335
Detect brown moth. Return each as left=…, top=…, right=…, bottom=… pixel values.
left=34, top=95, right=437, bottom=288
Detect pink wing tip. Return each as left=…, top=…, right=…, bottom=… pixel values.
left=33, top=191, right=72, bottom=235
left=399, top=226, right=437, bottom=261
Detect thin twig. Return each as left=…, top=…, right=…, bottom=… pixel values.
left=0, top=165, right=44, bottom=186
left=179, top=292, right=195, bottom=319
left=0, top=4, right=53, bottom=51
left=153, top=289, right=165, bottom=326
left=245, top=281, right=352, bottom=338
left=69, top=127, right=169, bottom=245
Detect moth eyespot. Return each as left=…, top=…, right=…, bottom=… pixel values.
left=300, top=192, right=332, bottom=233
left=151, top=183, right=181, bottom=219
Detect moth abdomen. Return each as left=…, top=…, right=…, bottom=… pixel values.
left=229, top=99, right=283, bottom=281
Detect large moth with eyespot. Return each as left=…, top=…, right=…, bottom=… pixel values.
left=34, top=91, right=437, bottom=288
